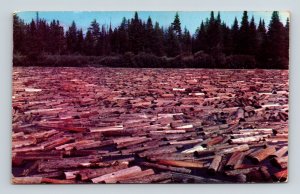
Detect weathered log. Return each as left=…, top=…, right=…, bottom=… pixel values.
left=138, top=146, right=178, bottom=157
left=140, top=162, right=191, bottom=174
left=225, top=167, right=260, bottom=176
left=225, top=152, right=245, bottom=170
left=270, top=146, right=288, bottom=158
left=171, top=172, right=227, bottom=183
left=181, top=145, right=206, bottom=154
left=12, top=177, right=43, bottom=184
left=119, top=172, right=172, bottom=183
left=38, top=156, right=102, bottom=172
left=41, top=177, right=76, bottom=184
left=271, top=156, right=288, bottom=169
left=218, top=144, right=249, bottom=154
left=260, top=166, right=273, bottom=182
left=89, top=125, right=123, bottom=133
left=115, top=169, right=155, bottom=183
left=91, top=166, right=142, bottom=183
left=79, top=162, right=128, bottom=180
left=248, top=146, right=276, bottom=164
left=208, top=155, right=222, bottom=174
left=158, top=160, right=204, bottom=168
left=169, top=139, right=202, bottom=145
left=229, top=136, right=266, bottom=144
left=272, top=169, right=288, bottom=182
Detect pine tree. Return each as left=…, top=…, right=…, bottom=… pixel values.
left=13, top=14, right=26, bottom=54
left=231, top=17, right=239, bottom=54
left=256, top=19, right=268, bottom=67
left=76, top=29, right=84, bottom=54
left=182, top=27, right=192, bottom=54
left=172, top=12, right=182, bottom=38
left=66, top=21, right=78, bottom=53
left=129, top=12, right=145, bottom=54
left=165, top=26, right=180, bottom=57
left=267, top=11, right=287, bottom=68
left=194, top=21, right=207, bottom=53
left=83, top=30, right=94, bottom=56
left=152, top=22, right=164, bottom=56
left=248, top=16, right=257, bottom=56
left=239, top=11, right=250, bottom=54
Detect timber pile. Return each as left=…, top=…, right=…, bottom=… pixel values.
left=12, top=67, right=289, bottom=184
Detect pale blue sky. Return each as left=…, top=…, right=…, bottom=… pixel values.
left=16, top=11, right=289, bottom=35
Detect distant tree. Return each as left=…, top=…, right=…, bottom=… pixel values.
left=171, top=12, right=182, bottom=38
left=13, top=14, right=26, bottom=54
left=76, top=29, right=84, bottom=54
left=165, top=26, right=181, bottom=57
left=83, top=30, right=94, bottom=56
left=256, top=19, right=268, bottom=67
left=194, top=21, right=207, bottom=53
left=221, top=22, right=232, bottom=55
left=248, top=16, right=257, bottom=56
left=238, top=11, right=251, bottom=54
left=118, top=17, right=130, bottom=54
left=206, top=11, right=223, bottom=55
left=129, top=12, right=145, bottom=54
left=182, top=27, right=192, bottom=54
left=267, top=11, right=287, bottom=68
left=231, top=17, right=240, bottom=54
left=48, top=20, right=65, bottom=54
left=284, top=18, right=290, bottom=60
left=66, top=21, right=78, bottom=53
left=152, top=22, right=164, bottom=56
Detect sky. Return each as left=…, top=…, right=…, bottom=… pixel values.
left=16, top=11, right=290, bottom=35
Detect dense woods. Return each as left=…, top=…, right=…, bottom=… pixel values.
left=13, top=11, right=289, bottom=69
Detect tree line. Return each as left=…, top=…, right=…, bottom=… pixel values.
left=13, top=11, right=289, bottom=69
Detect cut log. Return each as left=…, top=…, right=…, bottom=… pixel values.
left=158, top=160, right=204, bottom=168
left=272, top=169, right=288, bottom=182
left=208, top=155, right=222, bottom=174
left=270, top=146, right=288, bottom=158
left=271, top=156, right=288, bottom=169
left=181, top=145, right=206, bottom=154
left=12, top=177, right=42, bottom=184
left=218, top=144, right=249, bottom=154
left=140, top=162, right=191, bottom=174
left=119, top=173, right=172, bottom=183
left=225, top=152, right=245, bottom=170
left=79, top=162, right=128, bottom=180
left=91, top=166, right=142, bottom=183
left=89, top=125, right=123, bottom=133
left=248, top=146, right=276, bottom=164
